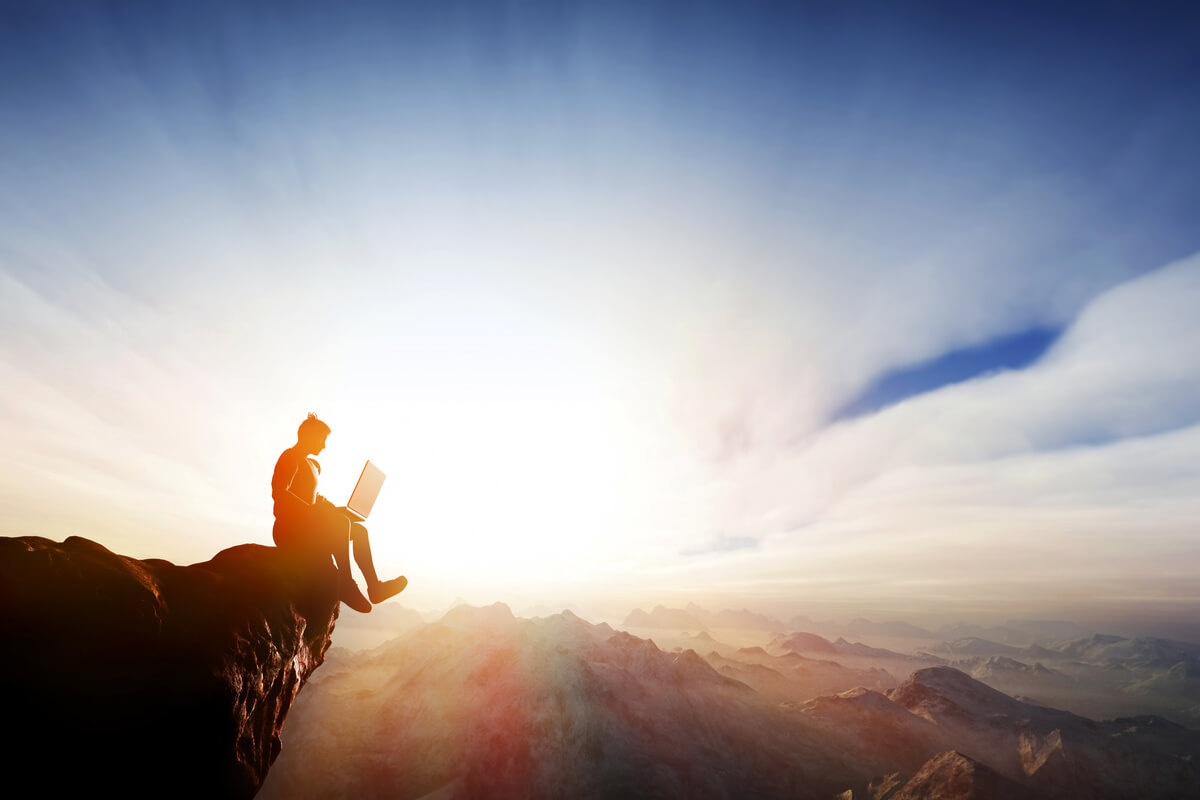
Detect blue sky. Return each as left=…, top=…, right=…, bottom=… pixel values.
left=2, top=0, right=1199, bottom=627
left=834, top=327, right=1061, bottom=420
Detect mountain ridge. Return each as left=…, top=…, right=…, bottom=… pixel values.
left=262, top=605, right=1200, bottom=800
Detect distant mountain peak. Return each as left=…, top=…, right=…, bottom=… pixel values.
left=441, top=601, right=516, bottom=630
left=607, top=630, right=661, bottom=652
left=621, top=605, right=709, bottom=631
left=770, top=631, right=839, bottom=654
left=889, top=666, right=1025, bottom=720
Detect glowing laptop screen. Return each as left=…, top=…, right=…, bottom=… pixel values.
left=347, top=460, right=386, bottom=520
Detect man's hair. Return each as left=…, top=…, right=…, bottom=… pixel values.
left=298, top=412, right=331, bottom=439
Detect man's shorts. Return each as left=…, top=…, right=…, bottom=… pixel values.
left=273, top=503, right=350, bottom=553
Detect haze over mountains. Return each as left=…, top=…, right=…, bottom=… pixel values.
left=623, top=604, right=1095, bottom=645
left=620, top=604, right=1200, bottom=730
left=260, top=603, right=1200, bottom=799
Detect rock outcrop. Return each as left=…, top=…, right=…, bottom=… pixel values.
left=877, top=750, right=1041, bottom=800
left=0, top=535, right=339, bottom=799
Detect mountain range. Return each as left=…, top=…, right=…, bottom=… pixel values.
left=259, top=604, right=1199, bottom=799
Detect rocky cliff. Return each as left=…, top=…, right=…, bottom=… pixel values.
left=0, top=535, right=339, bottom=799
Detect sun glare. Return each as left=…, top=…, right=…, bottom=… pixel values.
left=296, top=303, right=666, bottom=595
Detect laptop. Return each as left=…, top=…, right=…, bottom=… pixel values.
left=343, top=460, right=386, bottom=522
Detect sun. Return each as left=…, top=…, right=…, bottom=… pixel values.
left=312, top=377, right=662, bottom=597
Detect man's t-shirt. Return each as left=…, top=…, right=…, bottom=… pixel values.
left=272, top=447, right=320, bottom=544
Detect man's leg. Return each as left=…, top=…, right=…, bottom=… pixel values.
left=351, top=522, right=408, bottom=604
left=323, top=508, right=371, bottom=613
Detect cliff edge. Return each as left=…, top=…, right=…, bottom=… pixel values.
left=0, top=535, right=339, bottom=798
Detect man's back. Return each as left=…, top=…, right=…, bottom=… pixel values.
left=272, top=447, right=319, bottom=541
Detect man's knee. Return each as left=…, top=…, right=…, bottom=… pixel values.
left=350, top=521, right=368, bottom=541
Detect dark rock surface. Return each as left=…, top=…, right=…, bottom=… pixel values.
left=0, top=535, right=339, bottom=799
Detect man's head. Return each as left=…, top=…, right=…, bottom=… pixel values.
left=297, top=413, right=331, bottom=455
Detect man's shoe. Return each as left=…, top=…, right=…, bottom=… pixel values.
left=368, top=575, right=408, bottom=605
left=340, top=577, right=372, bottom=613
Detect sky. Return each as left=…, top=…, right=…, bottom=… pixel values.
left=2, top=0, right=1199, bottom=633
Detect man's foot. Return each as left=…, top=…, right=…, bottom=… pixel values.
left=340, top=576, right=372, bottom=613
left=368, top=575, right=408, bottom=605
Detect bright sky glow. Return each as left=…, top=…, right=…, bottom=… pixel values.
left=2, top=0, right=1199, bottom=628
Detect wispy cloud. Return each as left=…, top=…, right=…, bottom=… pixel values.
left=656, top=255, right=1200, bottom=617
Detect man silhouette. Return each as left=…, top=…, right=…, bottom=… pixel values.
left=272, top=413, right=407, bottom=613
